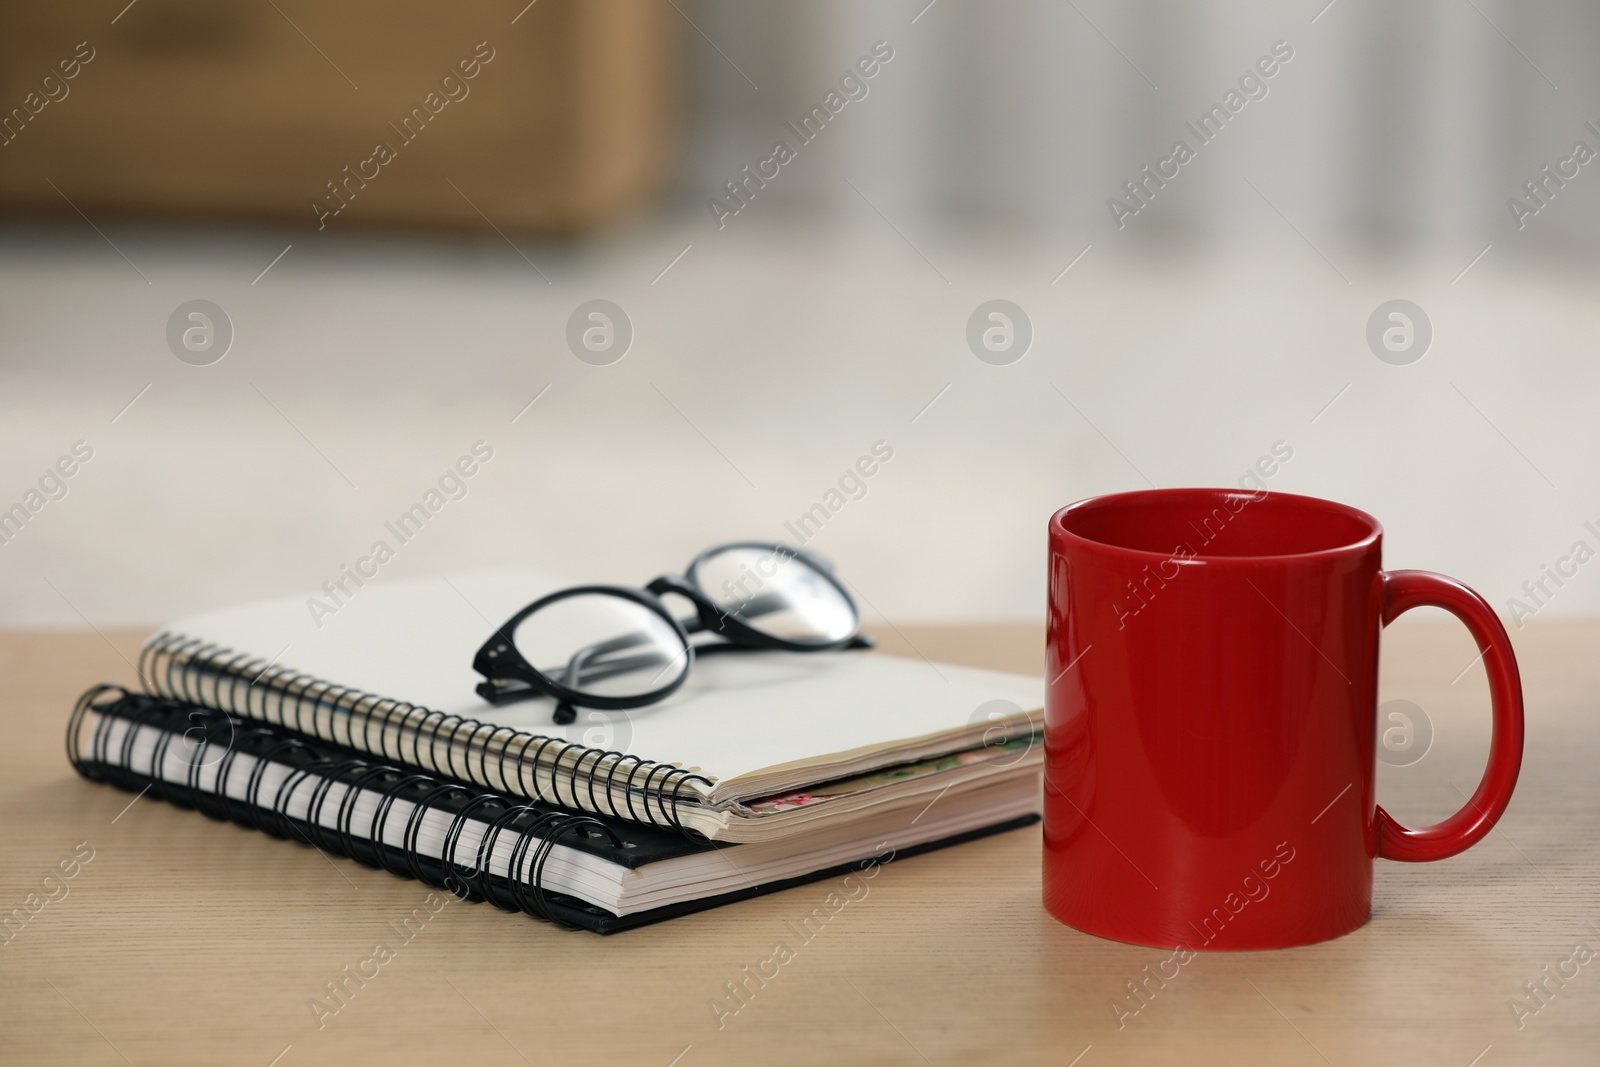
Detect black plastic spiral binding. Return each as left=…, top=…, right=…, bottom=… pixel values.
left=138, top=631, right=714, bottom=835
left=68, top=687, right=637, bottom=929
left=305, top=759, right=370, bottom=854
left=215, top=724, right=281, bottom=823
left=403, top=782, right=469, bottom=886
left=369, top=774, right=438, bottom=880
left=337, top=765, right=402, bottom=868
left=271, top=758, right=335, bottom=842
left=472, top=802, right=541, bottom=907
left=436, top=793, right=504, bottom=900
left=244, top=738, right=310, bottom=837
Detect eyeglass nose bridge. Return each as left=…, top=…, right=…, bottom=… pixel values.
left=645, top=575, right=739, bottom=637
left=645, top=574, right=697, bottom=600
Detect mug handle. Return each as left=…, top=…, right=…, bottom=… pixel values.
left=1376, top=570, right=1525, bottom=862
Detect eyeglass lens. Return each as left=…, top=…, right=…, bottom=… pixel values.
left=510, top=592, right=689, bottom=700
left=694, top=545, right=857, bottom=644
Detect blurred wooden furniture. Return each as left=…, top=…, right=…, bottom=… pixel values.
left=0, top=0, right=676, bottom=233
left=0, top=622, right=1595, bottom=1066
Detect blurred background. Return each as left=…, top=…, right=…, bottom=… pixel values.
left=1, top=0, right=1596, bottom=631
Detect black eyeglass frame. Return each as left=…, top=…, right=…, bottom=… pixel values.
left=472, top=541, right=873, bottom=721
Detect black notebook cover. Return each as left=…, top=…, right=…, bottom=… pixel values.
left=68, top=685, right=1037, bottom=934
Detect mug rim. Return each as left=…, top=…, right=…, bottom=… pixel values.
left=1051, top=487, right=1383, bottom=565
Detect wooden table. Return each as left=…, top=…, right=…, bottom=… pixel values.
left=1, top=622, right=1595, bottom=1066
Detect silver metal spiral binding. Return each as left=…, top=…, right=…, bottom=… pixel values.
left=139, top=631, right=713, bottom=834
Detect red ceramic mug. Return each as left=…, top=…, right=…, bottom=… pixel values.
left=1044, top=488, right=1524, bottom=949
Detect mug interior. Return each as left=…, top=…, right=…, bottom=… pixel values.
left=1056, top=488, right=1380, bottom=560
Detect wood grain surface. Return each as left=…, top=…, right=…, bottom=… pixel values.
left=1, top=621, right=1595, bottom=1066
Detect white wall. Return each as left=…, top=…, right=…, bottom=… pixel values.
left=0, top=215, right=1594, bottom=630
left=680, top=0, right=1600, bottom=252
left=2, top=0, right=1597, bottom=630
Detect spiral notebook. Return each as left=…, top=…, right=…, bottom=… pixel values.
left=69, top=687, right=1038, bottom=933
left=139, top=570, right=1045, bottom=841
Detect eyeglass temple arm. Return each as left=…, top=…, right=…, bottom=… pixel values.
left=540, top=593, right=788, bottom=686
left=559, top=640, right=686, bottom=692
left=536, top=631, right=678, bottom=723
left=542, top=634, right=876, bottom=711
left=475, top=628, right=662, bottom=707
left=549, top=624, right=874, bottom=691
left=479, top=592, right=872, bottom=709
left=690, top=633, right=876, bottom=654
left=478, top=634, right=874, bottom=708
left=552, top=592, right=872, bottom=683
left=478, top=627, right=684, bottom=707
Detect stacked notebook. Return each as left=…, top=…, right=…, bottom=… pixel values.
left=69, top=570, right=1044, bottom=933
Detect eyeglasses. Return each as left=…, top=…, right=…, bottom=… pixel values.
left=472, top=542, right=873, bottom=723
